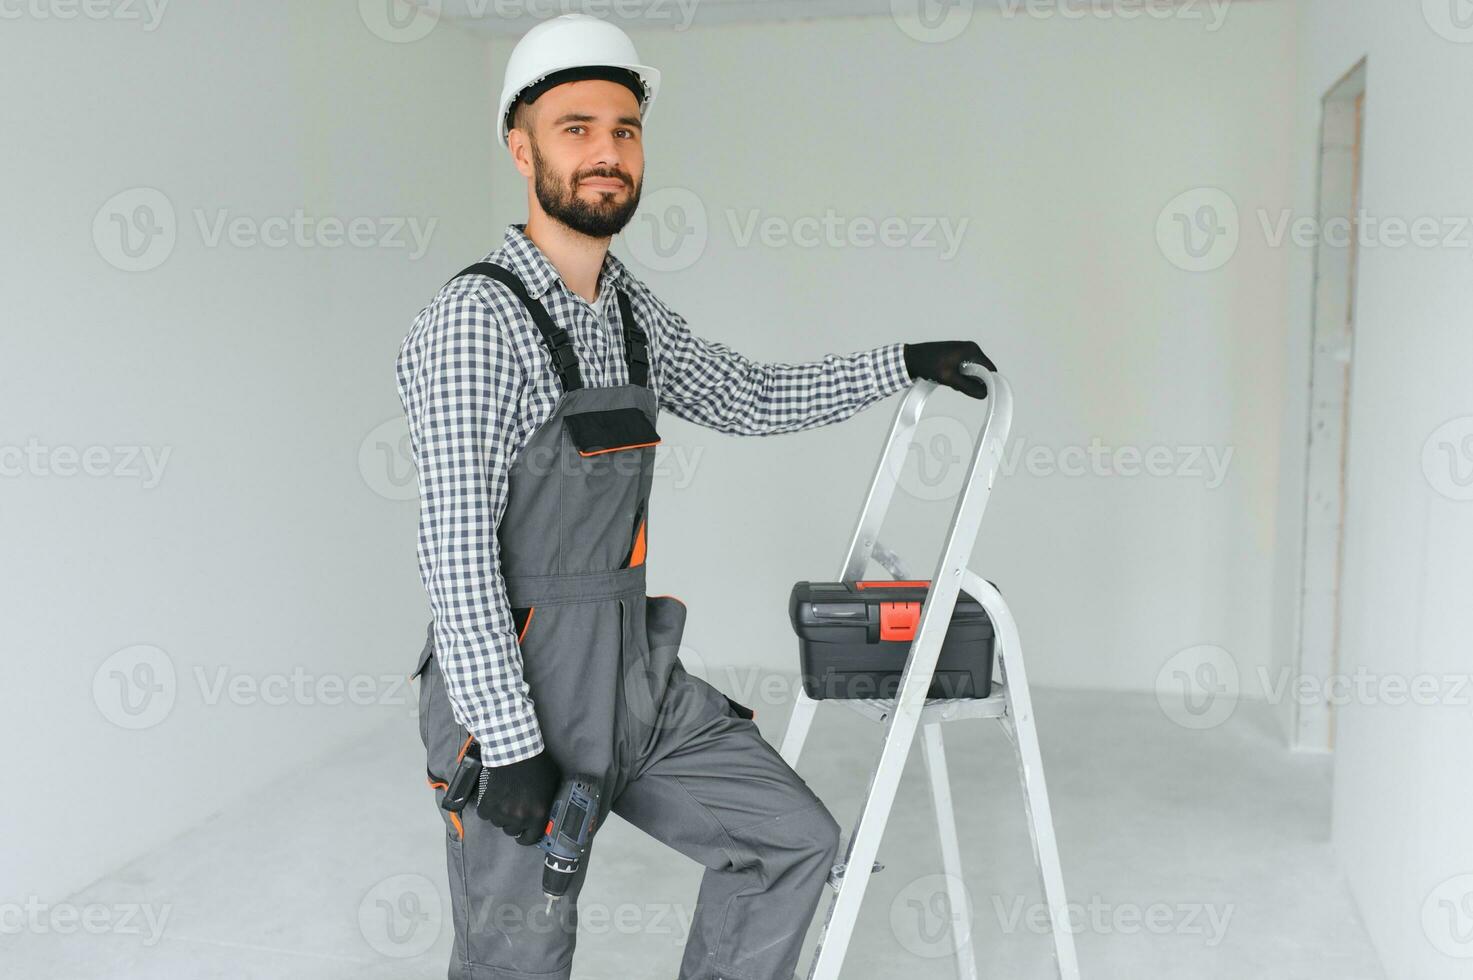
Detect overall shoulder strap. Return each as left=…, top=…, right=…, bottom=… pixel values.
left=615, top=288, right=650, bottom=388
left=448, top=261, right=583, bottom=392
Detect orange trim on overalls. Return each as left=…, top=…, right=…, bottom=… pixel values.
left=629, top=518, right=647, bottom=567
left=425, top=777, right=465, bottom=839
left=576, top=439, right=661, bottom=458
left=518, top=607, right=536, bottom=644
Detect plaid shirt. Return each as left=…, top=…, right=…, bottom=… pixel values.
left=396, top=223, right=911, bottom=766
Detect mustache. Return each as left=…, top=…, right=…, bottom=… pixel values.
left=575, top=170, right=632, bottom=187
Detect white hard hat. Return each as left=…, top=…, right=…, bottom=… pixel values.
left=497, top=14, right=660, bottom=148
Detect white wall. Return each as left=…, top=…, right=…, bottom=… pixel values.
left=0, top=3, right=494, bottom=905
left=1275, top=3, right=1473, bottom=977
left=483, top=4, right=1297, bottom=707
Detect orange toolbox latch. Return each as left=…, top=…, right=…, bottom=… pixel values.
left=878, top=601, right=922, bottom=641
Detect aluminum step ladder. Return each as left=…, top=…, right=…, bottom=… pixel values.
left=779, top=366, right=1081, bottom=980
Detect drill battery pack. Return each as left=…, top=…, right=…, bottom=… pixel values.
left=789, top=580, right=995, bottom=701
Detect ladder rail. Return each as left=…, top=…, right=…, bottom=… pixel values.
left=808, top=367, right=1013, bottom=978
left=782, top=367, right=1080, bottom=980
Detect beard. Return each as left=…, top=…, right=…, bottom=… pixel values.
left=531, top=136, right=642, bottom=239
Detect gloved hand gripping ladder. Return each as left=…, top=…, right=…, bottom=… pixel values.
left=779, top=365, right=1082, bottom=980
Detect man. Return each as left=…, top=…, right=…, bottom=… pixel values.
left=395, top=14, right=993, bottom=980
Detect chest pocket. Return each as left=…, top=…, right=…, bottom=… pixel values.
left=564, top=406, right=661, bottom=456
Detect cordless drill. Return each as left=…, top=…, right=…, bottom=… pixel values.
left=536, top=774, right=603, bottom=913
left=442, top=746, right=602, bottom=913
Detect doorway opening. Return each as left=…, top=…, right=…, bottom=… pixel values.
left=1293, top=59, right=1367, bottom=752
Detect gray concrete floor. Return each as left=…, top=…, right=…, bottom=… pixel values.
left=2, top=689, right=1385, bottom=979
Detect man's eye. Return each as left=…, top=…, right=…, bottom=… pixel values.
left=566, top=126, right=584, bottom=135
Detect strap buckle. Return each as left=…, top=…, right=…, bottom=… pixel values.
left=547, top=334, right=579, bottom=373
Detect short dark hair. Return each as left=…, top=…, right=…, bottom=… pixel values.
left=505, top=65, right=644, bottom=139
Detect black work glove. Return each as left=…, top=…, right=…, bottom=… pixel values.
left=902, top=341, right=996, bottom=399
left=475, top=747, right=561, bottom=846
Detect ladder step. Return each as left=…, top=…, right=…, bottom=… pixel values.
left=827, top=853, right=885, bottom=890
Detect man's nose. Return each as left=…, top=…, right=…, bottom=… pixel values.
left=585, top=130, right=625, bottom=170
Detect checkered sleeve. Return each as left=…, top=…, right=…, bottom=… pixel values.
left=649, top=295, right=912, bottom=434
left=396, top=285, right=545, bottom=768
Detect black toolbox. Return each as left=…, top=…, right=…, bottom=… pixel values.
left=789, top=581, right=995, bottom=700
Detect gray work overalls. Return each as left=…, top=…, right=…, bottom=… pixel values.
left=412, top=261, right=841, bottom=980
